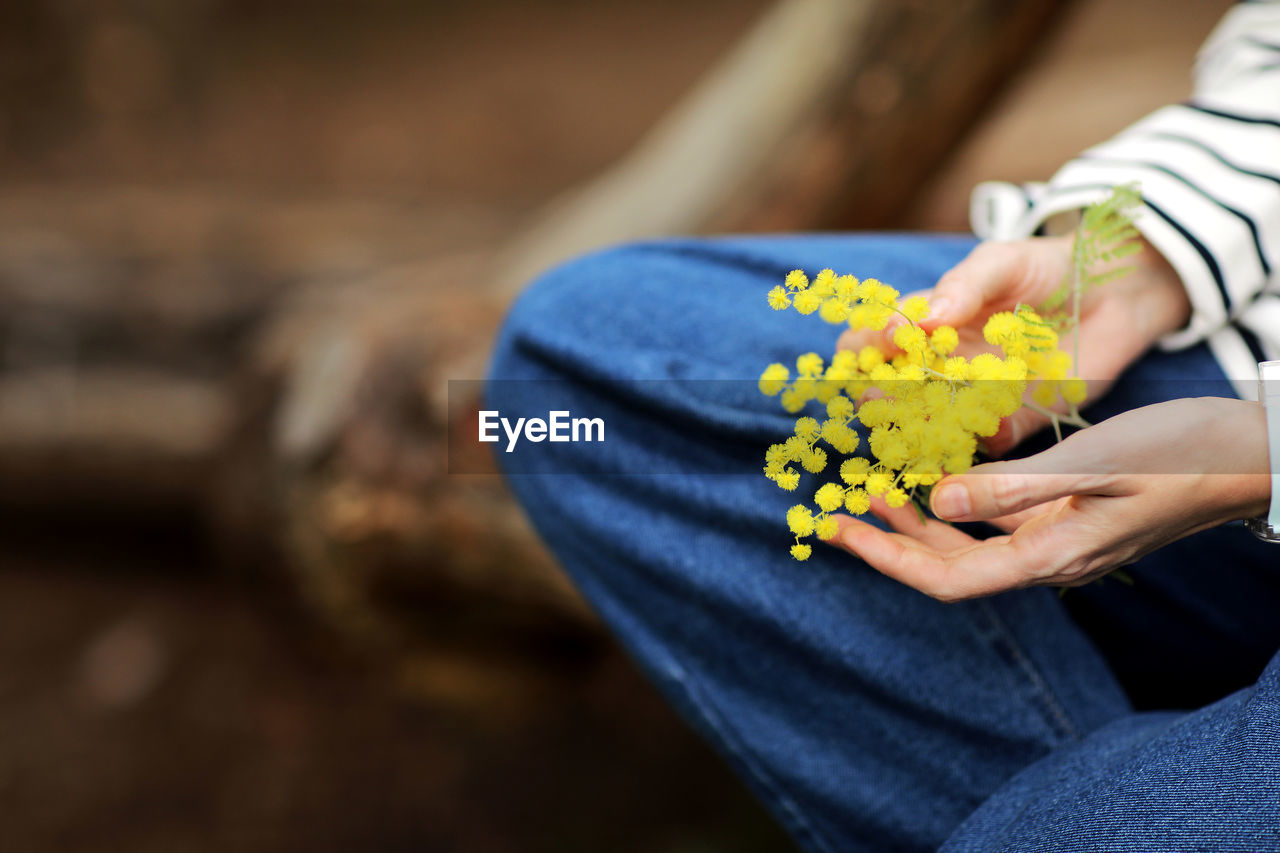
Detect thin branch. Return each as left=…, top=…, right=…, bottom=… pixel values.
left=1023, top=399, right=1091, bottom=429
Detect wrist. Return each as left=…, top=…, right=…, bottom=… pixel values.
left=1128, top=237, right=1191, bottom=342
left=1213, top=399, right=1272, bottom=521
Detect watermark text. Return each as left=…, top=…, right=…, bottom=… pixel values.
left=478, top=410, right=604, bottom=452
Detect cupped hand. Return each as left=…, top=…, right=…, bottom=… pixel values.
left=823, top=397, right=1271, bottom=601
left=838, top=235, right=1192, bottom=455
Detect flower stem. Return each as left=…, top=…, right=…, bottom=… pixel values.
left=1072, top=222, right=1084, bottom=376
left=1023, top=400, right=1091, bottom=429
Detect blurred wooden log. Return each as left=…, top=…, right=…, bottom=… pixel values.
left=496, top=0, right=1073, bottom=296
left=252, top=253, right=597, bottom=651
left=493, top=0, right=875, bottom=294
left=0, top=186, right=510, bottom=515
left=0, top=212, right=271, bottom=516
left=736, top=0, right=1077, bottom=232
left=0, top=367, right=230, bottom=514
left=0, top=191, right=595, bottom=671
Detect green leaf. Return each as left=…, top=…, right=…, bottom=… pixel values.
left=1047, top=184, right=1144, bottom=327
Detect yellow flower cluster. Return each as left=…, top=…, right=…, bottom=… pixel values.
left=760, top=268, right=1080, bottom=561
left=983, top=310, right=1088, bottom=407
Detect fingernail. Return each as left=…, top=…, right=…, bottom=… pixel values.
left=932, top=485, right=970, bottom=519
left=930, top=297, right=951, bottom=319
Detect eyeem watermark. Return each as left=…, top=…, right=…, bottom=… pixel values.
left=479, top=410, right=605, bottom=452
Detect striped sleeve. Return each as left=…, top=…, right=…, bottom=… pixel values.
left=971, top=0, right=1280, bottom=397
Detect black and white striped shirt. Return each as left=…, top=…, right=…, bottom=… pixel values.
left=970, top=0, right=1280, bottom=399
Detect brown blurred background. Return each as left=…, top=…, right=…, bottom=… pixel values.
left=0, top=0, right=1231, bottom=850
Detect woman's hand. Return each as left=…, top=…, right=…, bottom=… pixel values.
left=838, top=234, right=1192, bottom=455
left=823, top=398, right=1271, bottom=602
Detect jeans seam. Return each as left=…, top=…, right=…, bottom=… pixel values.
left=977, top=600, right=1082, bottom=742
left=657, top=655, right=841, bottom=853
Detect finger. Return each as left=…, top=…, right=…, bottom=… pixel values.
left=929, top=451, right=1117, bottom=522
left=881, top=289, right=931, bottom=337
left=828, top=516, right=961, bottom=598
left=836, top=326, right=879, bottom=353
left=982, top=496, right=1069, bottom=533
left=841, top=486, right=1117, bottom=599
left=856, top=385, right=886, bottom=406
left=863, top=496, right=976, bottom=551
left=941, top=526, right=1067, bottom=596
left=930, top=470, right=1083, bottom=523
left=949, top=502, right=1116, bottom=589
left=833, top=516, right=1035, bottom=601
left=927, top=242, right=1028, bottom=328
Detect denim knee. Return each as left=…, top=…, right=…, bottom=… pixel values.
left=493, top=243, right=651, bottom=362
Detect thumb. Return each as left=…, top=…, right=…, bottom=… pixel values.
left=929, top=450, right=1116, bottom=522
left=927, top=237, right=1071, bottom=329
left=926, top=242, right=1024, bottom=328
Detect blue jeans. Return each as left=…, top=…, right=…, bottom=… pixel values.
left=486, top=234, right=1280, bottom=852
